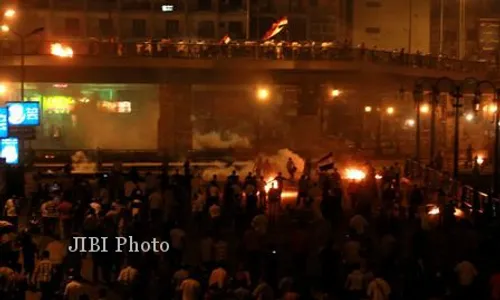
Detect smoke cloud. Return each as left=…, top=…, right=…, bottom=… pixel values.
left=200, top=148, right=304, bottom=180
left=192, top=131, right=251, bottom=150
left=71, top=151, right=97, bottom=174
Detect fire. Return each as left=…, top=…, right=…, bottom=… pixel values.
left=344, top=168, right=366, bottom=181
left=428, top=206, right=440, bottom=215
left=51, top=43, right=73, bottom=58
left=427, top=205, right=464, bottom=217
left=264, top=177, right=277, bottom=193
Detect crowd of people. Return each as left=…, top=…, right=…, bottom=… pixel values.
left=0, top=158, right=498, bottom=300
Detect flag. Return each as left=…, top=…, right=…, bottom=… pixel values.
left=317, top=152, right=334, bottom=171
left=220, top=34, right=231, bottom=45
left=262, top=16, right=288, bottom=41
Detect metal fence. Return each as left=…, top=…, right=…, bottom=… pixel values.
left=0, top=40, right=491, bottom=74
left=404, top=159, right=500, bottom=218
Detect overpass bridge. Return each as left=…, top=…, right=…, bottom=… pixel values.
left=0, top=41, right=493, bottom=86
left=0, top=41, right=495, bottom=155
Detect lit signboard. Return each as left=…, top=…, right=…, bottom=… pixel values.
left=0, top=108, right=8, bottom=138
left=162, top=4, right=174, bottom=11
left=7, top=102, right=40, bottom=126
left=0, top=138, right=19, bottom=164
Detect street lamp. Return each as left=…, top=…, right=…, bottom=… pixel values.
left=413, top=85, right=424, bottom=161
left=4, top=9, right=15, bottom=18
left=0, top=83, right=7, bottom=95
left=364, top=106, right=372, bottom=112
left=405, top=118, right=415, bottom=127
left=465, top=112, right=474, bottom=122
left=256, top=88, right=269, bottom=102
left=386, top=107, right=395, bottom=115
left=1, top=26, right=45, bottom=101
left=330, top=89, right=341, bottom=98
left=420, top=103, right=430, bottom=113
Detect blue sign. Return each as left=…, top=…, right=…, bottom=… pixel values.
left=7, top=102, right=40, bottom=126
left=0, top=138, right=19, bottom=164
left=0, top=108, right=8, bottom=138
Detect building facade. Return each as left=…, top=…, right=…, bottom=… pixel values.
left=352, top=0, right=431, bottom=53
left=5, top=0, right=344, bottom=42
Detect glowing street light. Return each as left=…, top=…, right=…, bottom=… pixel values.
left=0, top=83, right=7, bottom=94
left=489, top=104, right=497, bottom=113
left=465, top=112, right=474, bottom=122
left=330, top=89, right=341, bottom=98
left=420, top=103, right=430, bottom=113
left=50, top=43, right=73, bottom=58
left=0, top=25, right=9, bottom=33
left=256, top=88, right=269, bottom=101
left=405, top=118, right=415, bottom=127
left=364, top=106, right=372, bottom=113
left=4, top=9, right=15, bottom=18
left=476, top=156, right=484, bottom=166
left=386, top=107, right=394, bottom=115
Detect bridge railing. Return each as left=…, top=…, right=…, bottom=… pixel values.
left=0, top=40, right=491, bottom=74
left=404, top=159, right=500, bottom=217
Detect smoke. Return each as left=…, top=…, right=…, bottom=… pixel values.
left=71, top=151, right=97, bottom=174
left=193, top=131, right=251, bottom=150
left=199, top=148, right=304, bottom=180
left=71, top=95, right=158, bottom=149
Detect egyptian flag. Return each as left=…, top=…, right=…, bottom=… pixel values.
left=262, top=16, right=288, bottom=41
left=220, top=34, right=231, bottom=45
left=317, top=152, right=334, bottom=171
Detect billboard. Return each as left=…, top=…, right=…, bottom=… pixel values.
left=7, top=102, right=40, bottom=126
left=0, top=138, right=19, bottom=164
left=0, top=107, right=8, bottom=138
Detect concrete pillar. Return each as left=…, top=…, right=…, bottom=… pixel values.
left=291, top=84, right=322, bottom=153
left=158, top=84, right=193, bottom=156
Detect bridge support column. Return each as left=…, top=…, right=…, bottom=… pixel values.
left=158, top=84, right=192, bottom=157
left=291, top=84, right=322, bottom=154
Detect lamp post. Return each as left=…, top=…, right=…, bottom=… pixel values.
left=255, top=87, right=269, bottom=154
left=413, top=85, right=423, bottom=161
left=320, top=88, right=340, bottom=136
left=450, top=85, right=463, bottom=179
left=473, top=80, right=500, bottom=195
left=1, top=25, right=44, bottom=101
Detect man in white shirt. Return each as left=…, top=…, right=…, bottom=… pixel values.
left=367, top=277, right=391, bottom=300
left=40, top=198, right=59, bottom=235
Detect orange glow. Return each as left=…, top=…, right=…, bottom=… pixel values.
left=428, top=206, right=440, bottom=215
left=50, top=43, right=73, bottom=58
left=344, top=168, right=366, bottom=181
left=4, top=9, right=15, bottom=18
left=420, top=104, right=430, bottom=113
left=454, top=208, right=464, bottom=217
left=489, top=104, right=498, bottom=113
left=264, top=177, right=276, bottom=193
